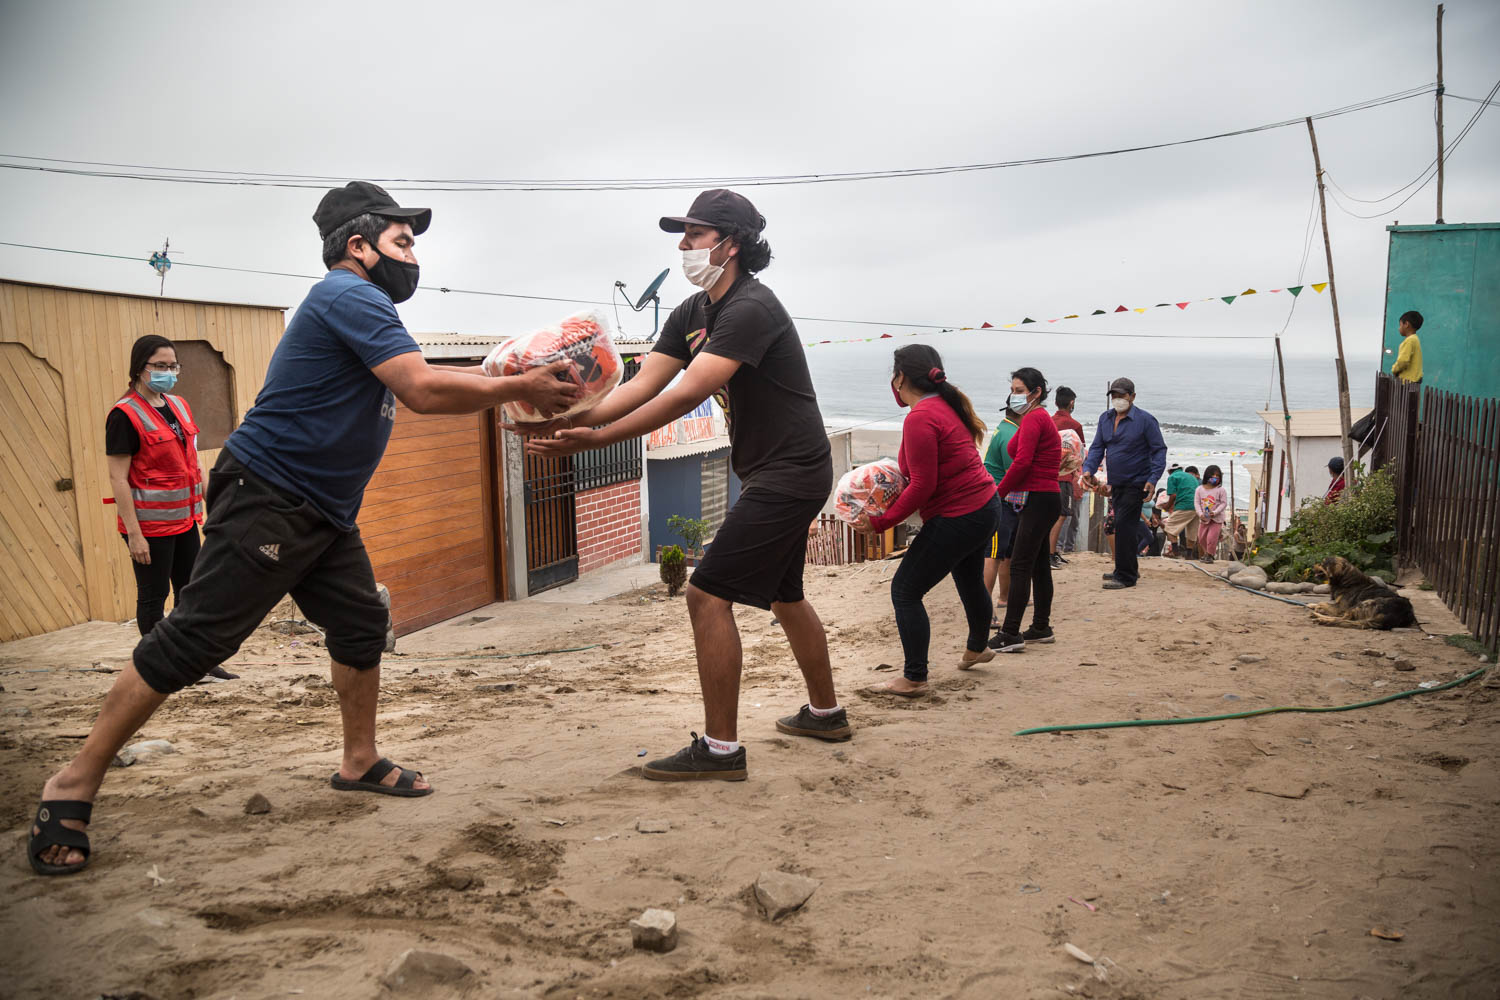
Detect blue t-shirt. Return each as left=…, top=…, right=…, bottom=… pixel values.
left=224, top=270, right=419, bottom=530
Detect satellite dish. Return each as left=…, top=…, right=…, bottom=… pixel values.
left=634, top=268, right=670, bottom=311
left=613, top=267, right=673, bottom=339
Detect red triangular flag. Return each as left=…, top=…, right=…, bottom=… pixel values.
left=879, top=333, right=893, bottom=339
left=1176, top=302, right=1190, bottom=309
left=980, top=322, right=993, bottom=328
left=1114, top=305, right=1128, bottom=313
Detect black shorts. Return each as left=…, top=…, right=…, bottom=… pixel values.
left=689, top=489, right=825, bottom=610
left=987, top=500, right=1020, bottom=560
left=1057, top=480, right=1075, bottom=518
left=132, top=452, right=389, bottom=694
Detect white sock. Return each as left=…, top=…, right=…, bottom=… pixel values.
left=807, top=703, right=842, bottom=718
left=703, top=734, right=739, bottom=756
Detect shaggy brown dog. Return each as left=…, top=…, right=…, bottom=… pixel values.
left=1307, top=556, right=1417, bottom=630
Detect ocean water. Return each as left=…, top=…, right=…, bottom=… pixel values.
left=807, top=340, right=1378, bottom=510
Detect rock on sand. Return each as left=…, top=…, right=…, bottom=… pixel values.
left=754, top=870, right=820, bottom=921
left=1228, top=566, right=1268, bottom=590
left=629, top=908, right=678, bottom=952
left=381, top=950, right=472, bottom=991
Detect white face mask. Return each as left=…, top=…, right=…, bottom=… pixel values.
left=682, top=237, right=728, bottom=290
left=1009, top=392, right=1032, bottom=413
left=1111, top=397, right=1130, bottom=413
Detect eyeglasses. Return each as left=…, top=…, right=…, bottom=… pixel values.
left=145, top=363, right=181, bottom=373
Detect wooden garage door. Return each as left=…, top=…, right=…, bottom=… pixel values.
left=361, top=403, right=501, bottom=636
left=0, top=343, right=89, bottom=639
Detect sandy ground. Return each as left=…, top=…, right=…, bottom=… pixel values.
left=2, top=551, right=1497, bottom=1000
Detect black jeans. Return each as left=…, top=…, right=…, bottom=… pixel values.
left=1002, top=491, right=1063, bottom=634
left=133, top=453, right=388, bottom=694
left=891, top=495, right=1000, bottom=682
left=1110, top=482, right=1147, bottom=585
left=123, top=526, right=202, bottom=636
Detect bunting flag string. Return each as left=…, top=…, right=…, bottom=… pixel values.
left=803, top=277, right=1327, bottom=347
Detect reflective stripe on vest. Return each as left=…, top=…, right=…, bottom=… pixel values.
left=130, top=486, right=192, bottom=503
left=115, top=395, right=160, bottom=432
left=136, top=505, right=195, bottom=521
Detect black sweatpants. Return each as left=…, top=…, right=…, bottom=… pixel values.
left=1001, top=491, right=1063, bottom=635
left=1109, top=482, right=1147, bottom=586
left=133, top=452, right=388, bottom=694
left=891, top=495, right=1000, bottom=682
left=123, top=526, right=201, bottom=636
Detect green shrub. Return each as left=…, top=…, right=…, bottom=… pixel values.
left=659, top=545, right=687, bottom=597
left=1249, top=467, right=1397, bottom=582
left=666, top=514, right=711, bottom=553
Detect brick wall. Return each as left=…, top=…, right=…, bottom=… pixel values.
left=575, top=479, right=643, bottom=574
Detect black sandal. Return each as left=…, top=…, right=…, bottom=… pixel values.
left=329, top=758, right=432, bottom=797
left=28, top=800, right=93, bottom=876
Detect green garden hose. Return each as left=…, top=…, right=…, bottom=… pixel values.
left=1014, top=663, right=1490, bottom=735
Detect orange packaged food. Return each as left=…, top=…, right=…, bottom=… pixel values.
left=483, top=309, right=623, bottom=423
left=834, top=458, right=907, bottom=524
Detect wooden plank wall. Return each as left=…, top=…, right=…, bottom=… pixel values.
left=0, top=281, right=284, bottom=636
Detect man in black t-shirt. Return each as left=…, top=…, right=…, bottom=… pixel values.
left=525, top=189, right=847, bottom=780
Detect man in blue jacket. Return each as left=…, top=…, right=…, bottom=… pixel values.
left=1080, top=377, right=1167, bottom=590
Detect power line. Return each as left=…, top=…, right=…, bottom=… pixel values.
left=0, top=85, right=1438, bottom=192
left=0, top=238, right=1286, bottom=341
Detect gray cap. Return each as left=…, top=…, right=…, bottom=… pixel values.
left=1108, top=377, right=1135, bottom=396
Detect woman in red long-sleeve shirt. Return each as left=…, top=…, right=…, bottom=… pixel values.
left=989, top=367, right=1063, bottom=651
left=857, top=346, right=1001, bottom=697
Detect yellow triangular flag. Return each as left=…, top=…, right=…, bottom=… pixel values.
left=1003, top=323, right=1017, bottom=329
left=1241, top=288, right=1257, bottom=295
left=1134, top=307, right=1147, bottom=314
left=1312, top=282, right=1328, bottom=293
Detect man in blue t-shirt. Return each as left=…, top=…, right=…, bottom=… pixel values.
left=28, top=182, right=580, bottom=877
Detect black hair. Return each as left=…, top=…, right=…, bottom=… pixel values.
left=1054, top=386, right=1076, bottom=410
left=893, top=344, right=987, bottom=445
left=1010, top=367, right=1048, bottom=405
left=127, top=334, right=175, bottom=392
left=1328, top=455, right=1345, bottom=473
left=1186, top=465, right=1200, bottom=476
left=718, top=222, right=773, bottom=275
left=1202, top=464, right=1223, bottom=483
left=1399, top=310, right=1423, bottom=332
left=321, top=212, right=400, bottom=269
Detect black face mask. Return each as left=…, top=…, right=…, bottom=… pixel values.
left=366, top=248, right=420, bottom=303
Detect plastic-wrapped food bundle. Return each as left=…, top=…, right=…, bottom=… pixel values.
left=482, top=309, right=623, bottom=423
left=834, top=458, right=907, bottom=525
left=1059, top=428, right=1084, bottom=476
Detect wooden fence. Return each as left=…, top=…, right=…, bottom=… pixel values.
left=1373, top=373, right=1500, bottom=651
left=805, top=513, right=901, bottom=565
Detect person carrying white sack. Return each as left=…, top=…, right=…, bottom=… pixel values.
left=517, top=189, right=847, bottom=782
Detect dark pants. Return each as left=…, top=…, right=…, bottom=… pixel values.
left=1110, top=482, right=1147, bottom=585
left=1002, top=491, right=1063, bottom=634
left=133, top=453, right=388, bottom=694
left=891, top=495, right=1000, bottom=682
left=123, top=526, right=201, bottom=636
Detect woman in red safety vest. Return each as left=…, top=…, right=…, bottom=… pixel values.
left=105, top=335, right=235, bottom=680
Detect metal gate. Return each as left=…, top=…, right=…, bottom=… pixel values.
left=523, top=451, right=578, bottom=594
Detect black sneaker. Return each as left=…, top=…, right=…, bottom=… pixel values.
left=1022, top=625, right=1055, bottom=643
left=1056, top=553, right=1069, bottom=564
left=987, top=630, right=1025, bottom=652
left=642, top=733, right=747, bottom=782
left=776, top=705, right=853, bottom=742
left=207, top=665, right=239, bottom=681
left=1049, top=553, right=1064, bottom=570
left=1102, top=578, right=1135, bottom=590
left=1102, top=571, right=1116, bottom=580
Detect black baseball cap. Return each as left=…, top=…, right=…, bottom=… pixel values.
left=1108, top=377, right=1136, bottom=396
left=660, top=188, right=766, bottom=234
left=314, top=181, right=432, bottom=240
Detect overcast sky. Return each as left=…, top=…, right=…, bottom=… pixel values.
left=2, top=0, right=1497, bottom=362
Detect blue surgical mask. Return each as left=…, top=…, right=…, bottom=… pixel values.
left=147, top=371, right=177, bottom=392
left=1009, top=393, right=1031, bottom=412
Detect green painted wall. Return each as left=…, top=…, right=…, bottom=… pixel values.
left=1382, top=223, right=1500, bottom=399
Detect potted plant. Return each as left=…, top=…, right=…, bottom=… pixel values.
left=656, top=514, right=711, bottom=568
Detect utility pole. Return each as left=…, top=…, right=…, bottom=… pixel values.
left=1275, top=333, right=1297, bottom=515
left=1305, top=116, right=1356, bottom=483
left=1436, top=3, right=1446, bottom=223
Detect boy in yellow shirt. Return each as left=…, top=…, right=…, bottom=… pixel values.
left=1392, top=310, right=1423, bottom=384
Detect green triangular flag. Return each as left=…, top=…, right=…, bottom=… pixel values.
left=1221, top=295, right=1237, bottom=305
left=1092, top=309, right=1106, bottom=315
left=1021, top=317, right=1035, bottom=324
left=1287, top=285, right=1303, bottom=297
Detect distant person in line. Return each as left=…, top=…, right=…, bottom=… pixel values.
left=1162, top=464, right=1201, bottom=557
left=28, top=181, right=582, bottom=876
left=1324, top=456, right=1347, bottom=503
left=858, top=346, right=1001, bottom=697
left=988, top=367, right=1063, bottom=653
left=1049, top=386, right=1086, bottom=569
left=1081, top=377, right=1167, bottom=590
left=982, top=403, right=1024, bottom=625
left=1194, top=465, right=1229, bottom=562
left=525, top=189, right=847, bottom=779
left=1391, top=310, right=1423, bottom=385
left=105, top=336, right=236, bottom=683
